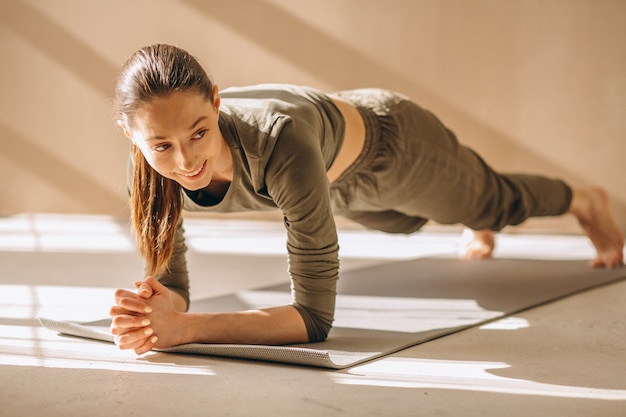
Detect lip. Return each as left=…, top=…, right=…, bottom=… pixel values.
left=178, top=161, right=206, bottom=180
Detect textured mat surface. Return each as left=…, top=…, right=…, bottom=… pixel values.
left=40, top=258, right=626, bottom=369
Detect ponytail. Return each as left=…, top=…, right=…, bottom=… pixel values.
left=130, top=144, right=182, bottom=275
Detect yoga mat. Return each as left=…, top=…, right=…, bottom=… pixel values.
left=40, top=258, right=626, bottom=369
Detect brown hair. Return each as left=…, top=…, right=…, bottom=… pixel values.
left=115, top=44, right=215, bottom=274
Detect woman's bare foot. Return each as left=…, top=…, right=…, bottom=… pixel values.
left=459, top=228, right=495, bottom=259
left=568, top=186, right=624, bottom=268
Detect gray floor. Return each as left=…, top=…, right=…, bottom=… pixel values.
left=1, top=214, right=625, bottom=417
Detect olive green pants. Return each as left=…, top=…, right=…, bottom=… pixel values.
left=330, top=88, right=572, bottom=233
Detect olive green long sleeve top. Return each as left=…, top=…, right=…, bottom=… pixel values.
left=153, top=84, right=346, bottom=342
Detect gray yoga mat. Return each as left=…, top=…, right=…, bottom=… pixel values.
left=40, top=258, right=626, bottom=369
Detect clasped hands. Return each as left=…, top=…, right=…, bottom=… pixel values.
left=109, top=276, right=179, bottom=355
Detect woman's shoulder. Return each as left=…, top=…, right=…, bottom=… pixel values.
left=219, top=84, right=334, bottom=119
left=219, top=83, right=333, bottom=148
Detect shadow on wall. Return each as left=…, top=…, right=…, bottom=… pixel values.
left=0, top=1, right=117, bottom=97
left=1, top=0, right=624, bottom=227
left=0, top=1, right=126, bottom=214
left=0, top=122, right=126, bottom=214
left=182, top=0, right=626, bottom=227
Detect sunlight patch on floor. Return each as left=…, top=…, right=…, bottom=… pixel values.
left=184, top=218, right=461, bottom=259
left=0, top=213, right=605, bottom=262
left=333, top=357, right=626, bottom=400
left=479, top=317, right=529, bottom=330
left=0, top=324, right=215, bottom=375
left=234, top=290, right=503, bottom=333
left=0, top=353, right=215, bottom=375
left=0, top=213, right=133, bottom=252
left=0, top=284, right=123, bottom=321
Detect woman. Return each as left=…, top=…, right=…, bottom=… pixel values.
left=110, top=44, right=623, bottom=355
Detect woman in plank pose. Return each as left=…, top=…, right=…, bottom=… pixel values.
left=110, top=44, right=624, bottom=354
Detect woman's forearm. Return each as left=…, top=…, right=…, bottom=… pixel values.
left=120, top=278, right=310, bottom=351
left=178, top=305, right=310, bottom=345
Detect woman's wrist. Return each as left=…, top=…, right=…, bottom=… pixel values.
left=167, top=289, right=188, bottom=312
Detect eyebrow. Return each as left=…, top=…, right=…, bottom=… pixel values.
left=146, top=116, right=208, bottom=142
left=188, top=115, right=208, bottom=131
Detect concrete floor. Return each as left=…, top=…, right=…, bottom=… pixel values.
left=0, top=214, right=625, bottom=417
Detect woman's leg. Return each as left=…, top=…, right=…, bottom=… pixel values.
left=391, top=106, right=623, bottom=266
left=457, top=187, right=624, bottom=267
left=332, top=90, right=623, bottom=267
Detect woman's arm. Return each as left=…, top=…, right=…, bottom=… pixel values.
left=110, top=210, right=313, bottom=353
left=112, top=108, right=339, bottom=353
left=110, top=277, right=308, bottom=355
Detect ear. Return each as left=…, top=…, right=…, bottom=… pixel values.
left=212, top=85, right=221, bottom=113
left=117, top=120, right=134, bottom=142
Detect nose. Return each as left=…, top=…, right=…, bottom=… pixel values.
left=175, top=146, right=196, bottom=171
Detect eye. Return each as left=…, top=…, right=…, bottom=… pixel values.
left=192, top=129, right=207, bottom=140
left=153, top=143, right=171, bottom=152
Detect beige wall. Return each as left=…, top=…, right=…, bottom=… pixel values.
left=1, top=0, right=624, bottom=233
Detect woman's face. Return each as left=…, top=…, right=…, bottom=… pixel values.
left=123, top=87, right=230, bottom=191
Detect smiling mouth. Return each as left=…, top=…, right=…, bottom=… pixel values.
left=179, top=161, right=206, bottom=179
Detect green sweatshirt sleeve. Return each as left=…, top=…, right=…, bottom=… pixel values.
left=152, top=217, right=190, bottom=310
left=264, top=120, right=339, bottom=342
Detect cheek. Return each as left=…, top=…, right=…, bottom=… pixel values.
left=147, top=156, right=173, bottom=176
left=205, top=133, right=222, bottom=153
left=137, top=147, right=170, bottom=175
